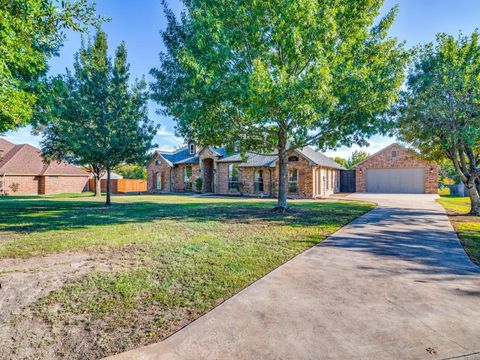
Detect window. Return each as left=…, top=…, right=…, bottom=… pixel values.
left=288, top=156, right=299, bottom=162
left=392, top=150, right=397, bottom=158
left=254, top=170, right=264, bottom=192
left=326, top=170, right=329, bottom=189
left=189, top=143, right=195, bottom=155
left=156, top=160, right=161, bottom=165
left=228, top=163, right=240, bottom=191
left=288, top=169, right=298, bottom=193
left=184, top=166, right=192, bottom=190
left=154, top=172, right=162, bottom=190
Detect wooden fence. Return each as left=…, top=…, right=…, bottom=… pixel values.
left=88, top=179, right=147, bottom=193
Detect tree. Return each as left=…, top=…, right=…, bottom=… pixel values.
left=113, top=164, right=147, bottom=179
left=0, top=0, right=102, bottom=132
left=151, top=0, right=408, bottom=211
left=397, top=32, right=480, bottom=215
left=40, top=30, right=157, bottom=205
left=331, top=157, right=348, bottom=168
left=345, top=150, right=369, bottom=170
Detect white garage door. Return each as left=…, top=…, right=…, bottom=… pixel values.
left=366, top=168, right=425, bottom=194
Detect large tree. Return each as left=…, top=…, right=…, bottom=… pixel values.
left=40, top=30, right=157, bottom=205
left=0, top=0, right=101, bottom=132
left=151, top=0, right=408, bottom=211
left=397, top=32, right=480, bottom=215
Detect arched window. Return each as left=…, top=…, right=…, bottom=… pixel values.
left=288, top=169, right=299, bottom=193
left=254, top=169, right=264, bottom=192
left=288, top=155, right=299, bottom=162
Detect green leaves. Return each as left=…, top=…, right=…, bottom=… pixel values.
left=397, top=31, right=480, bottom=214
left=40, top=29, right=158, bottom=204
left=0, top=0, right=103, bottom=132
left=151, top=0, right=407, bottom=153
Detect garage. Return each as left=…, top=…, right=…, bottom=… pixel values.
left=366, top=168, right=425, bottom=193
left=355, top=143, right=439, bottom=194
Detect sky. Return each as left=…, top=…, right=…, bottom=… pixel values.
left=4, top=0, right=480, bottom=159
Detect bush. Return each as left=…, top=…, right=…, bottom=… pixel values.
left=195, top=177, right=203, bottom=192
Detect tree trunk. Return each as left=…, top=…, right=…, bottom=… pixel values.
left=466, top=180, right=480, bottom=216
left=105, top=168, right=111, bottom=207
left=94, top=175, right=102, bottom=197
left=274, top=130, right=288, bottom=213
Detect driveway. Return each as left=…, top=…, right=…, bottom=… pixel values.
left=109, top=194, right=480, bottom=360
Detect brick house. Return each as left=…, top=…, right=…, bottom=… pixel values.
left=147, top=142, right=345, bottom=198
left=355, top=143, right=439, bottom=194
left=0, top=138, right=90, bottom=195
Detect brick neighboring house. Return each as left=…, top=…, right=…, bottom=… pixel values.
left=0, top=138, right=89, bottom=195
left=355, top=143, right=439, bottom=194
left=147, top=141, right=345, bottom=198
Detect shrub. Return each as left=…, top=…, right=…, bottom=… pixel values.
left=195, top=177, right=203, bottom=192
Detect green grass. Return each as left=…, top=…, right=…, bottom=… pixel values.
left=0, top=194, right=373, bottom=358
left=437, top=196, right=480, bottom=264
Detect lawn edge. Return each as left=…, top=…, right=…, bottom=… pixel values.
left=107, top=200, right=377, bottom=358
left=436, top=199, right=480, bottom=267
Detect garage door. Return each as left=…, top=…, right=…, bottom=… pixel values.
left=366, top=168, right=425, bottom=194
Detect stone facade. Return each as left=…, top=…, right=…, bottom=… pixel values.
left=355, top=144, right=438, bottom=194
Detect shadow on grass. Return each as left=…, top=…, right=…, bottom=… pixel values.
left=0, top=195, right=370, bottom=233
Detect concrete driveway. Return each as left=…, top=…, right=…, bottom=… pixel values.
left=110, top=194, right=480, bottom=360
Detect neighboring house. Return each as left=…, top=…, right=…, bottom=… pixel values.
left=147, top=141, right=345, bottom=198
left=355, top=143, right=439, bottom=194
left=0, top=138, right=89, bottom=195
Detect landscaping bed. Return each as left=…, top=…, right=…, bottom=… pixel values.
left=0, top=194, right=373, bottom=359
left=437, top=196, right=480, bottom=265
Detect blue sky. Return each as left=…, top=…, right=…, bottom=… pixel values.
left=4, top=0, right=480, bottom=158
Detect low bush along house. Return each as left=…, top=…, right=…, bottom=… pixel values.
left=0, top=138, right=90, bottom=195
left=147, top=141, right=345, bottom=198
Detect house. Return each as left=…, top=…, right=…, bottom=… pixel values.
left=0, top=138, right=90, bottom=195
left=354, top=143, right=438, bottom=194
left=147, top=142, right=345, bottom=198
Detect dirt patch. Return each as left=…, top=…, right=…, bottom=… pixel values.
left=0, top=248, right=145, bottom=360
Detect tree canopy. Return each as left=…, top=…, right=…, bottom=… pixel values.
left=0, top=0, right=102, bottom=133
left=40, top=30, right=157, bottom=205
left=151, top=0, right=408, bottom=210
left=397, top=32, right=480, bottom=215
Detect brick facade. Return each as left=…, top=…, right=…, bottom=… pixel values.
left=147, top=147, right=342, bottom=198
left=1, top=175, right=88, bottom=195
left=355, top=144, right=438, bottom=194
left=147, top=154, right=172, bottom=192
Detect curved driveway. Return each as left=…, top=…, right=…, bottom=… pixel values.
left=110, top=194, right=480, bottom=360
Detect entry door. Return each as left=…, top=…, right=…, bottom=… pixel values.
left=366, top=168, right=425, bottom=194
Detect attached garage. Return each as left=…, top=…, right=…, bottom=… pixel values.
left=366, top=168, right=425, bottom=194
left=355, top=144, right=439, bottom=194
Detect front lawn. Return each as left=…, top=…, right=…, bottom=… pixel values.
left=0, top=194, right=373, bottom=359
left=437, top=196, right=480, bottom=265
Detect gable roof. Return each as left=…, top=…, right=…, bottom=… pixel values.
left=217, top=153, right=278, bottom=167
left=296, top=147, right=346, bottom=170
left=0, top=139, right=89, bottom=176
left=217, top=146, right=345, bottom=169
left=352, top=143, right=426, bottom=168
